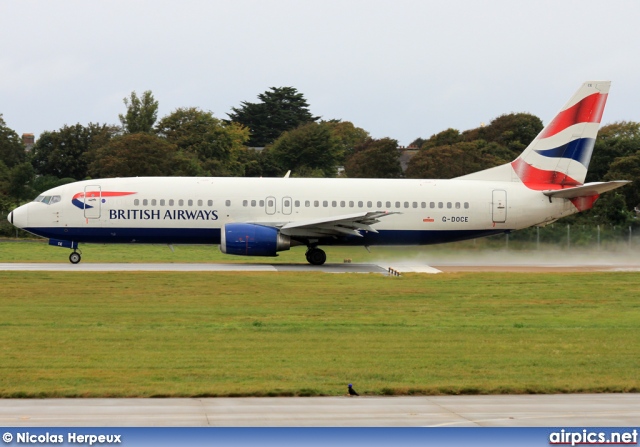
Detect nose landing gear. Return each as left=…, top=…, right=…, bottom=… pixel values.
left=69, top=250, right=82, bottom=264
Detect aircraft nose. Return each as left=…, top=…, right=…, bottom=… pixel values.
left=8, top=204, right=28, bottom=229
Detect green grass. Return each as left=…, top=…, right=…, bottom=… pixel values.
left=0, top=238, right=498, bottom=264
left=0, top=238, right=405, bottom=263
left=2, top=238, right=636, bottom=265
left=1, top=271, right=639, bottom=397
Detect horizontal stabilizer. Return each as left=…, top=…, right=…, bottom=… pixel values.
left=542, top=181, right=630, bottom=199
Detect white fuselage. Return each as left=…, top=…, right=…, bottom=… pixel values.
left=9, top=176, right=577, bottom=247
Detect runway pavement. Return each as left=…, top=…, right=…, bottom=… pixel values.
left=1, top=262, right=638, bottom=273
left=1, top=394, right=638, bottom=427
left=0, top=262, right=390, bottom=273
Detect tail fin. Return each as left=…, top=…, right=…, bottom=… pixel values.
left=512, top=81, right=609, bottom=190
left=457, top=81, right=610, bottom=188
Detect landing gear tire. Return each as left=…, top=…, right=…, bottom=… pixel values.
left=69, top=251, right=81, bottom=264
left=305, top=247, right=327, bottom=266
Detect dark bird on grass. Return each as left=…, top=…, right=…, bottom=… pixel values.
left=348, top=384, right=359, bottom=396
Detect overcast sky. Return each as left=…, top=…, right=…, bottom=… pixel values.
left=2, top=0, right=639, bottom=146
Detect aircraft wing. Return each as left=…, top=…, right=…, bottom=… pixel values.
left=542, top=181, right=630, bottom=199
left=276, top=211, right=399, bottom=238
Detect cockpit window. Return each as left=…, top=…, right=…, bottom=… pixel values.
left=33, top=195, right=61, bottom=205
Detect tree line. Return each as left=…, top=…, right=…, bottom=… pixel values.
left=1, top=86, right=639, bottom=235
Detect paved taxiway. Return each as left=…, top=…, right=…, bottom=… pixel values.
left=1, top=395, right=639, bottom=427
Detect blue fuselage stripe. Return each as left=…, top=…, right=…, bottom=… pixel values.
left=25, top=227, right=508, bottom=246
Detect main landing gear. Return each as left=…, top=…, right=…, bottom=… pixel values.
left=305, top=247, right=327, bottom=266
left=69, top=250, right=82, bottom=264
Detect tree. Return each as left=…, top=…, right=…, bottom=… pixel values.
left=604, top=151, right=640, bottom=211
left=587, top=121, right=640, bottom=183
left=88, top=133, right=199, bottom=178
left=0, top=114, right=26, bottom=169
left=119, top=90, right=158, bottom=134
left=322, top=120, right=369, bottom=163
left=156, top=107, right=249, bottom=176
left=228, top=87, right=318, bottom=147
left=31, top=123, right=118, bottom=180
left=267, top=122, right=342, bottom=177
left=344, top=138, right=403, bottom=178
left=8, top=162, right=35, bottom=202
left=463, top=113, right=543, bottom=155
left=586, top=192, right=635, bottom=227
left=420, top=128, right=462, bottom=150
left=405, top=141, right=503, bottom=179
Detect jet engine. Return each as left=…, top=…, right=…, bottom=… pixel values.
left=219, top=223, right=291, bottom=257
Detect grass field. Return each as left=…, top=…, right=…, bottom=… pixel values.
left=0, top=238, right=494, bottom=264
left=1, top=270, right=639, bottom=397
left=1, top=238, right=637, bottom=265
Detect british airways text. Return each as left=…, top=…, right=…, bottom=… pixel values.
left=109, top=209, right=219, bottom=220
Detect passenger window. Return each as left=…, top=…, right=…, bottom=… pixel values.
left=412, top=202, right=418, bottom=208
left=464, top=202, right=469, bottom=209
left=207, top=200, right=212, bottom=206
left=447, top=202, right=452, bottom=209
left=160, top=199, right=165, bottom=206
left=169, top=199, right=175, bottom=206
left=404, top=202, right=409, bottom=208
left=430, top=202, right=435, bottom=208
left=198, top=200, right=203, bottom=207
left=455, top=202, right=460, bottom=209
left=358, top=201, right=363, bottom=208
left=367, top=201, right=372, bottom=208
left=331, top=200, right=337, bottom=207
left=314, top=200, right=319, bottom=207
left=395, top=201, right=401, bottom=208
left=285, top=199, right=291, bottom=207
left=243, top=200, right=248, bottom=207
left=377, top=201, right=382, bottom=208
left=259, top=200, right=265, bottom=207
left=349, top=201, right=354, bottom=207
left=251, top=200, right=257, bottom=207
left=143, top=199, right=148, bottom=206
left=225, top=200, right=231, bottom=206
left=438, top=202, right=443, bottom=209
left=340, top=201, right=345, bottom=207
left=421, top=202, right=426, bottom=208
left=179, top=199, right=184, bottom=206
left=305, top=200, right=311, bottom=207
left=268, top=199, right=274, bottom=207
left=323, top=201, right=328, bottom=207
left=386, top=201, right=391, bottom=208
left=134, top=199, right=140, bottom=206
left=294, top=200, right=300, bottom=207
left=188, top=199, right=193, bottom=206
left=151, top=199, right=157, bottom=206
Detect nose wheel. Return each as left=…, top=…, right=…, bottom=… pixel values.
left=69, top=251, right=82, bottom=264
left=305, top=247, right=327, bottom=266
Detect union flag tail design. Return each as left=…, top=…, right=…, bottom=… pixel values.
left=511, top=81, right=610, bottom=190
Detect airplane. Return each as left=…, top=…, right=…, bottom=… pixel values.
left=7, top=81, right=629, bottom=265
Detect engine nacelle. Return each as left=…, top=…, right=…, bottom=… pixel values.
left=220, top=223, right=291, bottom=257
